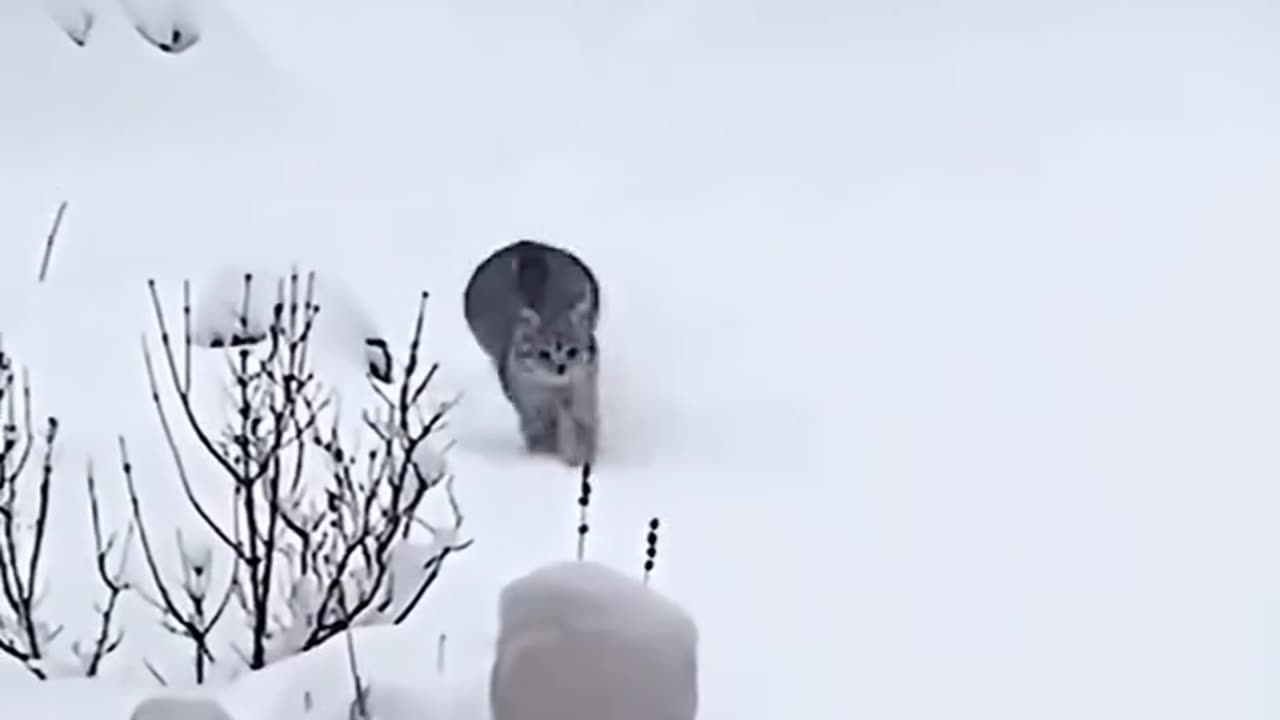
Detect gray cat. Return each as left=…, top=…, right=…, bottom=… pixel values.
left=464, top=239, right=601, bottom=467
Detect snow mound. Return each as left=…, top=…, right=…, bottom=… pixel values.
left=0, top=0, right=290, bottom=147
left=190, top=264, right=394, bottom=383
left=288, top=682, right=445, bottom=720
left=490, top=561, right=698, bottom=720
left=131, top=695, right=236, bottom=720
left=226, top=626, right=483, bottom=720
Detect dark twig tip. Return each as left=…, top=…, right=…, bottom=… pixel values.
left=642, top=516, right=661, bottom=584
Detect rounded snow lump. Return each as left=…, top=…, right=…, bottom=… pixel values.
left=131, top=696, right=235, bottom=720
left=490, top=560, right=699, bottom=720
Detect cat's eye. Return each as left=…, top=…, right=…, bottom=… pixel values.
left=566, top=347, right=579, bottom=360
left=538, top=350, right=552, bottom=361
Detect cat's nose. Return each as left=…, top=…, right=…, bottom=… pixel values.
left=556, top=363, right=567, bottom=375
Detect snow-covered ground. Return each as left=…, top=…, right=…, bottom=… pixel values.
left=2, top=0, right=1280, bottom=717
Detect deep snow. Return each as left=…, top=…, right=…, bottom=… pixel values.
left=2, top=0, right=1280, bottom=718
left=491, top=561, right=698, bottom=720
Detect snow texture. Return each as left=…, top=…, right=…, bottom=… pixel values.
left=131, top=696, right=236, bottom=720
left=234, top=626, right=483, bottom=720
left=490, top=562, right=698, bottom=720
left=2, top=0, right=1280, bottom=718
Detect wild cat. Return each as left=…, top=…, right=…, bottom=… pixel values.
left=464, top=240, right=601, bottom=467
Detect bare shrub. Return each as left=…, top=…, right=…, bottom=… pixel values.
left=120, top=270, right=470, bottom=682
left=0, top=342, right=130, bottom=679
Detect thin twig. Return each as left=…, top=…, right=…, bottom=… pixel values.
left=576, top=464, right=592, bottom=562
left=37, top=201, right=67, bottom=283
left=345, top=630, right=370, bottom=720
left=119, top=435, right=226, bottom=684
left=436, top=633, right=447, bottom=676
left=142, top=657, right=168, bottom=686
left=77, top=461, right=132, bottom=676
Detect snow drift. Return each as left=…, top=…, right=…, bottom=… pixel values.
left=190, top=264, right=395, bottom=382
left=490, top=561, right=698, bottom=720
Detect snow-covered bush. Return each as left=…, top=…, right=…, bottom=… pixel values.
left=119, top=270, right=471, bottom=681
left=0, top=269, right=470, bottom=682
left=489, top=561, right=699, bottom=720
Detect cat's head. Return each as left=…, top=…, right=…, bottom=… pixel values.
left=510, top=304, right=597, bottom=386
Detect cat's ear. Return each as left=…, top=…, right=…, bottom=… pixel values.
left=517, top=306, right=542, bottom=328
left=568, top=298, right=593, bottom=329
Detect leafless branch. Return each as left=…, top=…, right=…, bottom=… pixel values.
left=71, top=461, right=133, bottom=676
left=142, top=656, right=168, bottom=686
left=37, top=201, right=67, bottom=283
left=134, top=274, right=468, bottom=674
left=0, top=344, right=58, bottom=679
left=297, top=292, right=469, bottom=649
left=119, top=435, right=234, bottom=684
left=345, top=630, right=371, bottom=720
left=0, top=341, right=134, bottom=679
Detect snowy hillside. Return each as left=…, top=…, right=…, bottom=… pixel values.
left=2, top=0, right=1280, bottom=718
